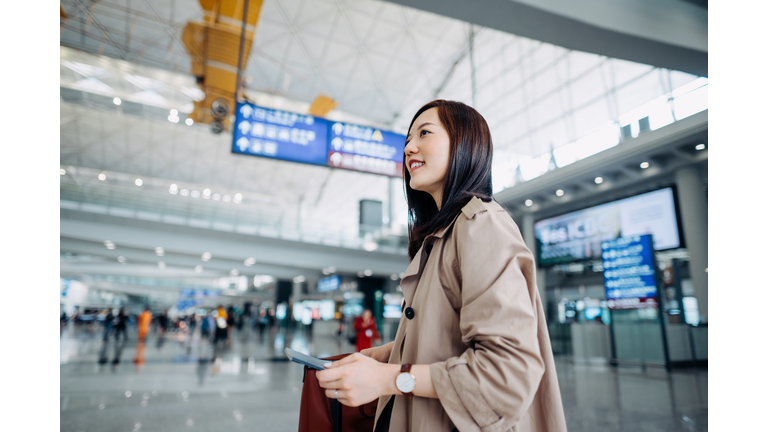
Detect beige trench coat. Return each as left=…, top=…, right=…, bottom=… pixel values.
left=373, top=197, right=567, bottom=432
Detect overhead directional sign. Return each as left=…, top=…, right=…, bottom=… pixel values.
left=327, top=121, right=405, bottom=177
left=232, top=102, right=406, bottom=177
left=232, top=102, right=329, bottom=166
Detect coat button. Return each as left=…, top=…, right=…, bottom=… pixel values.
left=405, top=307, right=415, bottom=320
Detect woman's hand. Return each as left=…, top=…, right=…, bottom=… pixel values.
left=316, top=353, right=399, bottom=407
left=360, top=341, right=393, bottom=363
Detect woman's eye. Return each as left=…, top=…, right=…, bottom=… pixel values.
left=420, top=130, right=429, bottom=137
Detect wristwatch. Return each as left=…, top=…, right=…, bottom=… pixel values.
left=395, top=364, right=416, bottom=397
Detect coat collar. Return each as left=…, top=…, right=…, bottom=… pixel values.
left=400, top=197, right=490, bottom=282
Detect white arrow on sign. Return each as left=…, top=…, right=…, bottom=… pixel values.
left=240, top=105, right=253, bottom=119
left=332, top=122, right=344, bottom=135
left=236, top=137, right=250, bottom=152
left=238, top=121, right=251, bottom=135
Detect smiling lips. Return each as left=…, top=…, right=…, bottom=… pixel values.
left=409, top=160, right=425, bottom=172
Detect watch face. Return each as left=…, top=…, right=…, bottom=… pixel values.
left=396, top=373, right=416, bottom=393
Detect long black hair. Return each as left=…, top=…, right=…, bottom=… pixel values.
left=404, top=100, right=494, bottom=260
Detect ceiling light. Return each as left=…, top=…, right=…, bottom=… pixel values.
left=168, top=115, right=179, bottom=123
left=364, top=269, right=373, bottom=276
left=640, top=162, right=650, bottom=169
left=98, top=173, right=106, bottom=181
left=135, top=178, right=143, bottom=186
left=390, top=274, right=399, bottom=280
left=190, top=190, right=200, bottom=198
left=244, top=257, right=256, bottom=266
left=328, top=266, right=336, bottom=273
left=357, top=271, right=365, bottom=278
left=201, top=252, right=211, bottom=262
left=158, top=261, right=166, bottom=269
left=399, top=272, right=405, bottom=278
left=180, top=189, right=189, bottom=196
left=695, top=143, right=706, bottom=151
left=556, top=189, right=564, bottom=197
left=113, top=97, right=121, bottom=105
left=117, top=256, right=126, bottom=263
left=104, top=240, right=115, bottom=250
left=169, top=184, right=178, bottom=194
left=195, top=265, right=202, bottom=273
left=525, top=199, right=533, bottom=207
left=155, top=247, right=164, bottom=256
left=170, top=109, right=178, bottom=116
left=363, top=241, right=378, bottom=251
left=230, top=269, right=239, bottom=276
left=60, top=169, right=66, bottom=175
left=202, top=188, right=211, bottom=199
left=185, top=118, right=194, bottom=126
left=233, top=193, right=243, bottom=203
left=212, top=193, right=221, bottom=201
left=293, top=275, right=305, bottom=283
left=594, top=177, right=603, bottom=184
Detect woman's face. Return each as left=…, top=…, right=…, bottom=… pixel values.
left=404, top=108, right=451, bottom=205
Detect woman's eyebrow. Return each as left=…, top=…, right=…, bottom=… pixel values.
left=406, top=122, right=436, bottom=138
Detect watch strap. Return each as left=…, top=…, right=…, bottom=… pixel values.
left=399, top=364, right=414, bottom=398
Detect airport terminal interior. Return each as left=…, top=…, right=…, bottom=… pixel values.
left=57, top=0, right=710, bottom=431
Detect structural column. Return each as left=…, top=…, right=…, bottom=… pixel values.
left=675, top=166, right=708, bottom=323
left=522, top=213, right=547, bottom=314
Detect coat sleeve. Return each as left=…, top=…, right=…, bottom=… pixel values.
left=430, top=209, right=545, bottom=432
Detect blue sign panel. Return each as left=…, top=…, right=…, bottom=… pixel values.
left=318, top=275, right=340, bottom=293
left=601, top=234, right=658, bottom=309
left=327, top=121, right=405, bottom=177
left=232, top=102, right=329, bottom=166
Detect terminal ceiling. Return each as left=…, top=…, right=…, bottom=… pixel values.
left=59, top=0, right=708, bottom=294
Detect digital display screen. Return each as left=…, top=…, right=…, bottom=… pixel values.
left=318, top=275, right=341, bottom=293
left=602, top=234, right=659, bottom=310
left=534, top=188, right=681, bottom=267
left=232, top=102, right=406, bottom=177
left=232, top=102, right=329, bottom=166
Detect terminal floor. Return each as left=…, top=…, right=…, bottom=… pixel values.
left=60, top=326, right=707, bottom=432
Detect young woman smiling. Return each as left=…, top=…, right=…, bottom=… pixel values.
left=316, top=100, right=567, bottom=432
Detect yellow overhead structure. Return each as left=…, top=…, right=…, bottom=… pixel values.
left=182, top=0, right=263, bottom=132
left=308, top=94, right=338, bottom=118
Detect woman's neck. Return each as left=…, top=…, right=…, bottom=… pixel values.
left=430, top=188, right=443, bottom=211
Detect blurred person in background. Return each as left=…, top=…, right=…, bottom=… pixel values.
left=200, top=310, right=213, bottom=341
left=137, top=306, right=152, bottom=342
left=114, top=308, right=129, bottom=342
left=102, top=308, right=114, bottom=341
left=157, top=309, right=170, bottom=336
left=256, top=309, right=267, bottom=341
left=354, top=309, right=381, bottom=352
left=213, top=306, right=228, bottom=346
left=226, top=305, right=236, bottom=340
left=60, top=311, right=68, bottom=334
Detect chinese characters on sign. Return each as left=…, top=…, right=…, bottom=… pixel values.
left=232, top=102, right=406, bottom=177
left=601, top=235, right=659, bottom=310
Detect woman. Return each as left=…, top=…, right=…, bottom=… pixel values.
left=354, top=309, right=382, bottom=352
left=316, top=100, right=567, bottom=432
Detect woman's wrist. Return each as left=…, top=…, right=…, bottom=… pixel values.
left=381, top=364, right=402, bottom=396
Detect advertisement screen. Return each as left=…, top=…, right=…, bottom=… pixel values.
left=602, top=234, right=659, bottom=310
left=232, top=102, right=329, bottom=166
left=534, top=188, right=680, bottom=267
